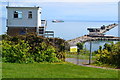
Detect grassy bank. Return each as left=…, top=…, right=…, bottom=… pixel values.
left=2, top=63, right=118, bottom=78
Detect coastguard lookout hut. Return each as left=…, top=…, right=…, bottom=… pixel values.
left=6, top=6, right=53, bottom=37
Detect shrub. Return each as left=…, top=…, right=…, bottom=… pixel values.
left=2, top=40, right=31, bottom=63
left=94, top=42, right=120, bottom=68
left=1, top=34, right=67, bottom=63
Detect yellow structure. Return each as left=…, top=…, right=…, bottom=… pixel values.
left=70, top=46, right=78, bottom=52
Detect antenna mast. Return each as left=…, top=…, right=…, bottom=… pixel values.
left=7, top=0, right=9, bottom=6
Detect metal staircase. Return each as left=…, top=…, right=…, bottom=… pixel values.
left=37, top=20, right=54, bottom=37
left=37, top=20, right=47, bottom=36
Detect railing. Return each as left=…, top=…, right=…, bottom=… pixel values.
left=45, top=31, right=54, bottom=37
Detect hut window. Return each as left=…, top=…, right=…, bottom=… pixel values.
left=14, top=11, right=22, bottom=18
left=28, top=11, right=32, bottom=18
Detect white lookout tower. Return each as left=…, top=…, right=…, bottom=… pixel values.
left=6, top=6, right=48, bottom=36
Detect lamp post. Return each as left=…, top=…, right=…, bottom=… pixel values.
left=89, top=40, right=92, bottom=64
left=84, top=45, right=86, bottom=54
left=77, top=48, right=80, bottom=65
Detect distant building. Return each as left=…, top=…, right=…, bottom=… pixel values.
left=6, top=6, right=54, bottom=37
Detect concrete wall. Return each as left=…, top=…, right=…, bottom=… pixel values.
left=7, top=7, right=42, bottom=27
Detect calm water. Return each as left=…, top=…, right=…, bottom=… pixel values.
left=46, top=21, right=118, bottom=51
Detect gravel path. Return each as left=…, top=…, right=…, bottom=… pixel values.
left=65, top=58, right=118, bottom=70
left=65, top=58, right=94, bottom=66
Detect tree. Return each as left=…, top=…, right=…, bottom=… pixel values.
left=76, top=42, right=84, bottom=50
left=99, top=46, right=102, bottom=51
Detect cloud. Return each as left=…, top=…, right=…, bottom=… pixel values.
left=1, top=0, right=119, bottom=2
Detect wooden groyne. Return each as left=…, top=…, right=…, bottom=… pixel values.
left=67, top=36, right=120, bottom=46
left=67, top=35, right=92, bottom=46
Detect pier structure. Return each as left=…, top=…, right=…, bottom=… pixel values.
left=67, top=23, right=119, bottom=46
left=87, top=23, right=118, bottom=36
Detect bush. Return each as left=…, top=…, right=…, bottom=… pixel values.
left=2, top=40, right=31, bottom=63
left=94, top=42, right=120, bottom=68
left=1, top=34, right=67, bottom=63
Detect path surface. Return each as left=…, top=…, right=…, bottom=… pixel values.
left=65, top=58, right=94, bottom=66
left=65, top=58, right=117, bottom=70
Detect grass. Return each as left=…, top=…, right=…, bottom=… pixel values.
left=2, top=62, right=118, bottom=78
left=0, top=62, right=1, bottom=79
left=66, top=54, right=96, bottom=60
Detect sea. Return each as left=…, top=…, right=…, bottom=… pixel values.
left=46, top=21, right=118, bottom=52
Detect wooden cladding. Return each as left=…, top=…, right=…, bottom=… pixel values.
left=7, top=27, right=36, bottom=36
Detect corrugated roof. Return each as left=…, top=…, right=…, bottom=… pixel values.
left=6, top=6, right=42, bottom=9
